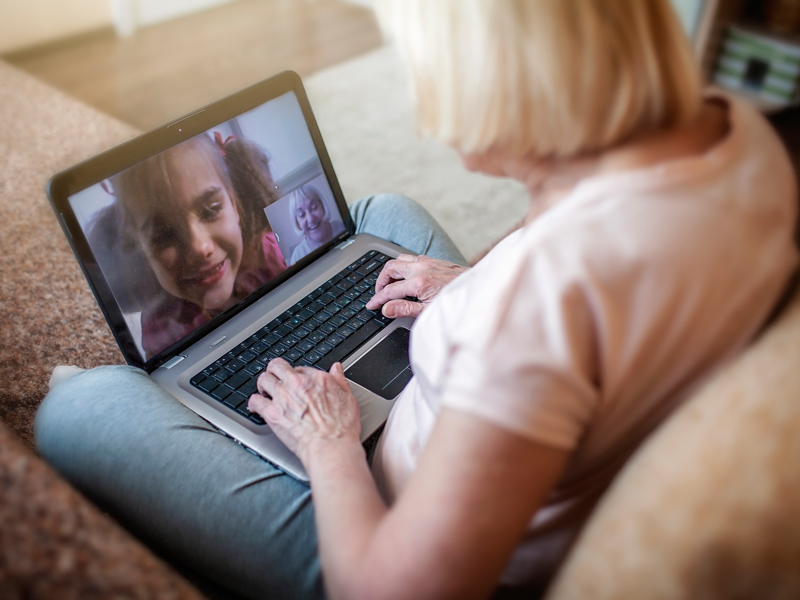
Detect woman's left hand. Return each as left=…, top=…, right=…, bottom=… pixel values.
left=248, top=358, right=361, bottom=464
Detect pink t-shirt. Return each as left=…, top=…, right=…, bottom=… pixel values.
left=371, top=94, right=799, bottom=586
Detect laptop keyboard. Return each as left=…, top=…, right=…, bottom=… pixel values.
left=189, top=250, right=394, bottom=425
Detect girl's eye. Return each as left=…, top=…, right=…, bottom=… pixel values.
left=200, top=202, right=223, bottom=221
left=150, top=227, right=175, bottom=248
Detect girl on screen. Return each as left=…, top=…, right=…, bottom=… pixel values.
left=104, top=132, right=287, bottom=359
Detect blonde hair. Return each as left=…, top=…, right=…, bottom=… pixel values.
left=376, top=0, right=702, bottom=158
left=289, top=184, right=330, bottom=234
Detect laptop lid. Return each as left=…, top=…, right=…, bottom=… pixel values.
left=48, top=71, right=355, bottom=373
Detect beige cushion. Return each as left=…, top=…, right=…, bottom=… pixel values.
left=546, top=286, right=800, bottom=599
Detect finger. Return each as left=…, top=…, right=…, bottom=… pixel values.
left=329, top=362, right=350, bottom=390
left=266, top=357, right=299, bottom=383
left=366, top=278, right=424, bottom=310
left=256, top=370, right=279, bottom=397
left=382, top=299, right=424, bottom=318
left=249, top=393, right=284, bottom=422
left=374, top=259, right=416, bottom=294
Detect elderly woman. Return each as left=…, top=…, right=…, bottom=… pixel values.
left=36, top=0, right=798, bottom=599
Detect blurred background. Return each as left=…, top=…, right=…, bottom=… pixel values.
left=0, top=0, right=381, bottom=130
left=3, top=0, right=800, bottom=134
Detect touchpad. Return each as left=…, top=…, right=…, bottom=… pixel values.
left=345, top=327, right=413, bottom=400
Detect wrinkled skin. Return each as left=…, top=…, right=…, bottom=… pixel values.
left=365, top=254, right=468, bottom=319
left=249, top=359, right=361, bottom=464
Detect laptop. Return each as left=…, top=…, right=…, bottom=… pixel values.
left=47, top=71, right=415, bottom=481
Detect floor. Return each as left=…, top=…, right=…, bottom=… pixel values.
left=4, top=0, right=382, bottom=131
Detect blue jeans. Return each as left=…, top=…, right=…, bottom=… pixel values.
left=35, top=195, right=467, bottom=600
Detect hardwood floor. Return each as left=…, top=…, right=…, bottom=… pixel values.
left=4, top=0, right=382, bottom=131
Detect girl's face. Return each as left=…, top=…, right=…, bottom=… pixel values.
left=295, top=196, right=328, bottom=242
left=133, top=143, right=243, bottom=312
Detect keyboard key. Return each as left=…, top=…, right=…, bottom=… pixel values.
left=237, top=351, right=257, bottom=364
left=308, top=289, right=322, bottom=300
left=320, top=323, right=338, bottom=335
left=202, top=364, right=219, bottom=377
left=297, top=340, right=315, bottom=353
left=251, top=342, right=269, bottom=355
left=356, top=260, right=381, bottom=276
left=324, top=305, right=342, bottom=317
left=191, top=374, right=207, bottom=387
left=284, top=317, right=303, bottom=330
left=374, top=313, right=393, bottom=326
left=344, top=289, right=361, bottom=300
left=347, top=318, right=365, bottom=331
left=296, top=308, right=315, bottom=321
left=274, top=324, right=292, bottom=338
left=314, top=312, right=331, bottom=324
left=226, top=371, right=250, bottom=391
left=308, top=300, right=326, bottom=314
left=357, top=309, right=378, bottom=322
left=285, top=349, right=304, bottom=362
left=244, top=361, right=265, bottom=376
left=224, top=392, right=246, bottom=410
left=346, top=273, right=363, bottom=284
left=334, top=297, right=352, bottom=308
left=367, top=250, right=378, bottom=257
left=249, top=414, right=266, bottom=425
left=239, top=378, right=258, bottom=397
left=340, top=308, right=357, bottom=319
left=269, top=345, right=287, bottom=358
left=316, top=343, right=334, bottom=356
left=317, top=294, right=335, bottom=306
left=263, top=333, right=281, bottom=346
left=328, top=315, right=347, bottom=328
left=281, top=336, right=299, bottom=348
left=337, top=279, right=354, bottom=290
left=336, top=326, right=354, bottom=339
left=211, top=386, right=233, bottom=401
left=327, top=334, right=345, bottom=347
left=217, top=354, right=232, bottom=365
left=213, top=369, right=233, bottom=382
left=304, top=351, right=323, bottom=364
left=327, top=286, right=345, bottom=298
left=226, top=359, right=246, bottom=373
left=317, top=319, right=382, bottom=371
left=308, top=331, right=327, bottom=344
left=197, top=378, right=219, bottom=393
left=294, top=326, right=311, bottom=338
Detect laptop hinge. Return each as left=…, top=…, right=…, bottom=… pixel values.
left=162, top=355, right=187, bottom=370
left=336, top=239, right=356, bottom=250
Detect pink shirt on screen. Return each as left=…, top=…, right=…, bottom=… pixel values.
left=141, top=232, right=287, bottom=358
left=372, top=93, right=799, bottom=586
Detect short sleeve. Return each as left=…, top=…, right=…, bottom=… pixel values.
left=432, top=238, right=599, bottom=450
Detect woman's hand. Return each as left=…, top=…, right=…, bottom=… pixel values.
left=365, top=254, right=468, bottom=318
left=248, top=358, right=361, bottom=464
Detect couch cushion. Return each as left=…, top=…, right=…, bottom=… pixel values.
left=546, top=285, right=800, bottom=599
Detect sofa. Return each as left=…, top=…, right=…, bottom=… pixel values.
left=1, top=46, right=799, bottom=599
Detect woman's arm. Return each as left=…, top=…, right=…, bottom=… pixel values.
left=250, top=360, right=569, bottom=600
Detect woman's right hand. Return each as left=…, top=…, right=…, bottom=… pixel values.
left=365, top=254, right=467, bottom=319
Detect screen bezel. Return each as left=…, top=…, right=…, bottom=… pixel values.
left=47, top=71, right=355, bottom=372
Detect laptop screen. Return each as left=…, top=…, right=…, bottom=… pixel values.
left=66, top=90, right=347, bottom=363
